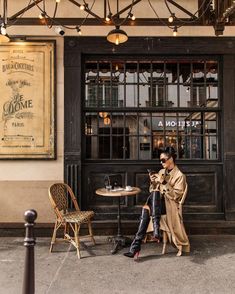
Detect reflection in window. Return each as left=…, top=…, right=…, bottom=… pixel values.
left=84, top=58, right=220, bottom=160
left=84, top=111, right=219, bottom=160
left=86, top=77, right=118, bottom=107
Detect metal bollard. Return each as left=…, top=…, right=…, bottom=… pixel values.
left=22, top=209, right=37, bottom=294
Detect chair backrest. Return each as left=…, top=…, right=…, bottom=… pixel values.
left=179, top=183, right=188, bottom=205
left=48, top=183, right=80, bottom=220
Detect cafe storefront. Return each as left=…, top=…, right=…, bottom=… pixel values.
left=64, top=36, right=235, bottom=232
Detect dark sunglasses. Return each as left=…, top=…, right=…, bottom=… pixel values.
left=160, top=157, right=170, bottom=163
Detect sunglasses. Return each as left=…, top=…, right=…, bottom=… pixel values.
left=160, top=157, right=170, bottom=163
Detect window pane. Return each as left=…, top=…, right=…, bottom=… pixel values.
left=165, top=113, right=178, bottom=153
left=181, top=112, right=202, bottom=135
left=151, top=77, right=166, bottom=107
left=166, top=62, right=177, bottom=83
left=152, top=132, right=164, bottom=158
left=139, top=84, right=149, bottom=107
left=86, top=136, right=99, bottom=159
left=206, top=61, right=218, bottom=106
left=139, top=136, right=151, bottom=160
left=179, top=84, right=191, bottom=107
left=205, top=112, right=217, bottom=135
left=85, top=113, right=97, bottom=135
left=98, top=135, right=110, bottom=159
left=139, top=62, right=151, bottom=84
left=126, top=84, right=138, bottom=107
left=139, top=62, right=150, bottom=107
left=126, top=61, right=138, bottom=107
left=181, top=136, right=190, bottom=158
left=191, top=136, right=203, bottom=158
left=152, top=61, right=164, bottom=79
left=184, top=135, right=199, bottom=158
left=112, top=112, right=124, bottom=130
left=128, top=136, right=138, bottom=159
left=205, top=112, right=218, bottom=159
left=139, top=113, right=151, bottom=135
left=168, top=84, right=177, bottom=107
left=178, top=135, right=186, bottom=159
left=152, top=113, right=165, bottom=158
left=126, top=113, right=138, bottom=135
left=191, top=61, right=206, bottom=107
left=99, top=115, right=111, bottom=134
left=205, top=136, right=218, bottom=159
left=112, top=135, right=125, bottom=159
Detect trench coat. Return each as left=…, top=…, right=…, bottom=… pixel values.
left=148, top=165, right=190, bottom=253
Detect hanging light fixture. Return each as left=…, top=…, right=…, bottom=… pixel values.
left=0, top=0, right=10, bottom=43
left=107, top=26, right=128, bottom=45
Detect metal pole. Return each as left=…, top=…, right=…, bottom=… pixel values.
left=117, top=197, right=121, bottom=237
left=22, top=209, right=37, bottom=294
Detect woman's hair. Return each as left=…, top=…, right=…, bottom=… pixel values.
left=162, top=146, right=177, bottom=162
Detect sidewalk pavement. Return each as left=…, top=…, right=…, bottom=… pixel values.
left=0, top=235, right=235, bottom=294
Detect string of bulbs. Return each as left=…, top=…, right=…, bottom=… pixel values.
left=0, top=0, right=219, bottom=44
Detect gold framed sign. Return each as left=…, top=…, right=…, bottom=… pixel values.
left=0, top=41, right=55, bottom=159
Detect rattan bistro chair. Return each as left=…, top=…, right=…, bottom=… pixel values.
left=48, top=183, right=95, bottom=259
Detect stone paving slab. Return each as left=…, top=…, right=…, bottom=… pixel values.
left=0, top=235, right=235, bottom=294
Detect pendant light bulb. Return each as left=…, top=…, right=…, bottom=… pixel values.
left=115, top=35, right=119, bottom=45
left=173, top=26, right=178, bottom=37
left=168, top=13, right=175, bottom=23
left=39, top=12, right=45, bottom=19
left=129, top=13, right=136, bottom=21
left=106, top=13, right=112, bottom=22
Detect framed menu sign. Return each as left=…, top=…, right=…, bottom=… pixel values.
left=0, top=41, right=55, bottom=159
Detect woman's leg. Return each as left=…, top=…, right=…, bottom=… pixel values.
left=161, top=231, right=168, bottom=254
left=123, top=206, right=150, bottom=258
left=148, top=191, right=161, bottom=240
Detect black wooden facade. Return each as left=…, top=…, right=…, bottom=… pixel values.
left=64, top=37, right=235, bottom=232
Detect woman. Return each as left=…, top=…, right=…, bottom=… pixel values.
left=124, top=147, right=190, bottom=258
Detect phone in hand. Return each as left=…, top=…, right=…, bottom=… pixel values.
left=147, top=169, right=156, bottom=175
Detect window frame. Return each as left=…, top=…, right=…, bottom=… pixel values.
left=83, top=55, right=221, bottom=162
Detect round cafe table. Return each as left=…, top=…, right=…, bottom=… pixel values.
left=96, top=187, right=141, bottom=254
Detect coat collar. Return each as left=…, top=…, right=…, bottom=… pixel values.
left=165, top=165, right=179, bottom=179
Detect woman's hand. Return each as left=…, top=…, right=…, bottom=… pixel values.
left=150, top=173, right=161, bottom=183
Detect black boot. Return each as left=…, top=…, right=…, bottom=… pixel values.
left=124, top=208, right=150, bottom=258
left=151, top=191, right=161, bottom=240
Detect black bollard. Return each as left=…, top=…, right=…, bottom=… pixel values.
left=22, top=209, right=37, bottom=294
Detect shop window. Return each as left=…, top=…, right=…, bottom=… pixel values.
left=83, top=58, right=220, bottom=160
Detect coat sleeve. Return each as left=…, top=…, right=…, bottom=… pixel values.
left=159, top=173, right=186, bottom=202
left=149, top=170, right=164, bottom=192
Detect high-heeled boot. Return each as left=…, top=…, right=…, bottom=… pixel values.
left=123, top=208, right=150, bottom=258
left=151, top=191, right=161, bottom=240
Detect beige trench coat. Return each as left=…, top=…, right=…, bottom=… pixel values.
left=148, top=165, right=190, bottom=253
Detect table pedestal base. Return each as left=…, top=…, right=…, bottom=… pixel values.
left=108, top=235, right=132, bottom=254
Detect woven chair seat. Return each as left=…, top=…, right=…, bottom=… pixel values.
left=63, top=211, right=94, bottom=223
left=48, top=183, right=95, bottom=258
